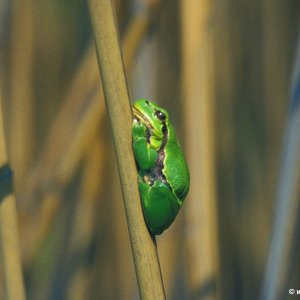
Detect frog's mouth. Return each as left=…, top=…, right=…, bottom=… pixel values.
left=132, top=106, right=153, bottom=130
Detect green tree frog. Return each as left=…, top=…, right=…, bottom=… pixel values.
left=132, top=99, right=190, bottom=235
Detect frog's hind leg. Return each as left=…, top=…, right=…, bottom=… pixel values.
left=138, top=177, right=180, bottom=235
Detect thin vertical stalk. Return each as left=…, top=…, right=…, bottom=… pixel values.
left=87, top=1, right=165, bottom=299
left=0, top=94, right=25, bottom=300
left=260, top=29, right=300, bottom=300
left=21, top=9, right=154, bottom=272
left=181, top=1, right=220, bottom=299
left=8, top=0, right=34, bottom=191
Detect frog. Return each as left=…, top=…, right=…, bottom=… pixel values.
left=132, top=99, right=190, bottom=235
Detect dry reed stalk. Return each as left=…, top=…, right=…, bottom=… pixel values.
left=261, top=4, right=291, bottom=275
left=0, top=94, right=25, bottom=300
left=87, top=0, right=165, bottom=298
left=260, top=30, right=300, bottom=300
left=181, top=1, right=220, bottom=299
left=262, top=0, right=290, bottom=177
left=21, top=5, right=154, bottom=269
left=8, top=0, right=34, bottom=192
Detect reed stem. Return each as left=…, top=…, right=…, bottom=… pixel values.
left=87, top=1, right=165, bottom=298
left=0, top=94, right=26, bottom=300
left=260, top=30, right=300, bottom=300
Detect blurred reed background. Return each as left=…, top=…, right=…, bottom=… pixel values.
left=0, top=0, right=300, bottom=299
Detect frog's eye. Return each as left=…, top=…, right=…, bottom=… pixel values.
left=155, top=110, right=166, bottom=121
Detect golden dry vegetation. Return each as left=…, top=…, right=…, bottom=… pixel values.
left=0, top=0, right=300, bottom=299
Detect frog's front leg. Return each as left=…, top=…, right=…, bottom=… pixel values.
left=138, top=175, right=181, bottom=235
left=132, top=118, right=157, bottom=170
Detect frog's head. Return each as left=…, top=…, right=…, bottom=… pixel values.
left=133, top=99, right=169, bottom=148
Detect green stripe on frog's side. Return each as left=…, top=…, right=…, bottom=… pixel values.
left=132, top=99, right=190, bottom=235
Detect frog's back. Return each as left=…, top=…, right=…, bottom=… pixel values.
left=163, top=125, right=190, bottom=203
